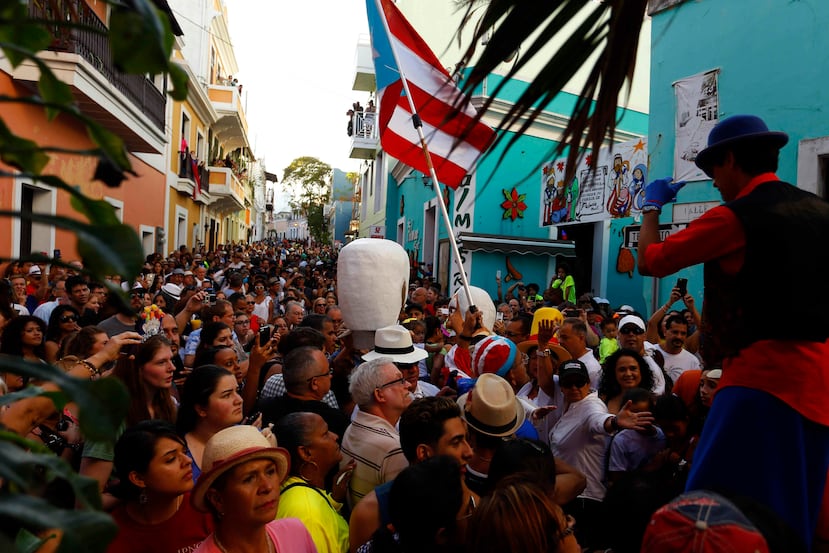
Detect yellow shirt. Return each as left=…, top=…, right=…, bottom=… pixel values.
left=277, top=476, right=349, bottom=553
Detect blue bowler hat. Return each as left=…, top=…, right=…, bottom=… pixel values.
left=695, top=115, right=788, bottom=175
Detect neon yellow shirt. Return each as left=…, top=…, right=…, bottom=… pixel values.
left=277, top=476, right=349, bottom=553
left=552, top=275, right=576, bottom=304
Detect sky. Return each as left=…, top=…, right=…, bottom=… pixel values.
left=224, top=0, right=369, bottom=183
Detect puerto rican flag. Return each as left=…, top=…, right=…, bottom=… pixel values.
left=366, top=0, right=495, bottom=189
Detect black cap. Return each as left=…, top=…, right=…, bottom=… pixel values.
left=558, top=359, right=589, bottom=382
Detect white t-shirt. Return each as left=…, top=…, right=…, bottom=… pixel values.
left=549, top=391, right=613, bottom=501
left=654, top=344, right=701, bottom=382
left=579, top=350, right=602, bottom=390
left=252, top=295, right=272, bottom=322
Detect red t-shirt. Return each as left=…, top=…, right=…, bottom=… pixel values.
left=642, top=173, right=829, bottom=426
left=107, top=492, right=213, bottom=553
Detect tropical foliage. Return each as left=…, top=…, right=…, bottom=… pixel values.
left=454, top=0, right=648, bottom=181
left=0, top=0, right=186, bottom=550
left=282, top=156, right=333, bottom=244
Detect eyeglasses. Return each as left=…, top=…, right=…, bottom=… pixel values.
left=235, top=319, right=250, bottom=325
left=247, top=301, right=255, bottom=305
left=255, top=285, right=265, bottom=290
left=619, top=326, right=645, bottom=335
left=560, top=379, right=587, bottom=389
left=376, top=376, right=407, bottom=390
left=59, top=315, right=78, bottom=323
left=457, top=494, right=477, bottom=520
left=306, top=368, right=334, bottom=382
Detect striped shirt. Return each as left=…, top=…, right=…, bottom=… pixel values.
left=340, top=410, right=408, bottom=509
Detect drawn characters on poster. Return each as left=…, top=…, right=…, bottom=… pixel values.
left=539, top=137, right=648, bottom=227
left=630, top=164, right=647, bottom=212
left=606, top=154, right=632, bottom=217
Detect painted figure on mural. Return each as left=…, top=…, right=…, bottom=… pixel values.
left=542, top=175, right=556, bottom=225
left=566, top=176, right=580, bottom=222
left=606, top=153, right=632, bottom=217
left=630, top=164, right=647, bottom=212
left=551, top=179, right=569, bottom=224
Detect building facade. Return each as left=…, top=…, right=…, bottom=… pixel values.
left=351, top=0, right=651, bottom=307
left=643, top=0, right=829, bottom=312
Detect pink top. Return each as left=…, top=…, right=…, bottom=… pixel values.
left=195, top=518, right=317, bottom=553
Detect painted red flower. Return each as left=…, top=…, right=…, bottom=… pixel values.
left=501, top=187, right=527, bottom=221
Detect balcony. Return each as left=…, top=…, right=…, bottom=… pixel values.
left=173, top=152, right=211, bottom=204
left=349, top=112, right=379, bottom=159
left=17, top=0, right=166, bottom=153
left=207, top=82, right=249, bottom=150
left=352, top=35, right=375, bottom=92
left=208, top=166, right=246, bottom=213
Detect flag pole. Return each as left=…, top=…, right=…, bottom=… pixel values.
left=373, top=0, right=477, bottom=310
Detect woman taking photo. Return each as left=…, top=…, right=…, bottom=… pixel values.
left=598, top=349, right=656, bottom=414
left=177, top=365, right=244, bottom=482
left=108, top=420, right=212, bottom=553
left=44, top=305, right=81, bottom=363
left=191, top=425, right=317, bottom=553
left=275, top=412, right=352, bottom=553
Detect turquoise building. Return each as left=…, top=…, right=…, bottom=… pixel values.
left=645, top=0, right=829, bottom=312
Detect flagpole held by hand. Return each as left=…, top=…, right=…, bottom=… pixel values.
left=370, top=0, right=479, bottom=309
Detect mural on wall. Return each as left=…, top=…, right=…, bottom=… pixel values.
left=674, top=68, right=719, bottom=182
left=540, top=137, right=648, bottom=227
left=503, top=256, right=523, bottom=282
left=501, top=187, right=528, bottom=220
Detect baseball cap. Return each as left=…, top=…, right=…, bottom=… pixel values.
left=642, top=490, right=770, bottom=553
left=558, top=359, right=589, bottom=383
left=619, top=314, right=646, bottom=332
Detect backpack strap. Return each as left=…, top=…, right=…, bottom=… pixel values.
left=281, top=481, right=334, bottom=509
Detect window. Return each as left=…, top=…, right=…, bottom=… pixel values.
left=18, top=183, right=55, bottom=258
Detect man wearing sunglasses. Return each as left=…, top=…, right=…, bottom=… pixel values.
left=260, top=346, right=348, bottom=440
left=339, top=357, right=412, bottom=510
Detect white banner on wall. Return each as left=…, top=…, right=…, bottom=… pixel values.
left=673, top=69, right=719, bottom=182
left=540, top=137, right=648, bottom=226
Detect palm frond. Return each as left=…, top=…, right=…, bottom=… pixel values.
left=454, top=0, right=648, bottom=183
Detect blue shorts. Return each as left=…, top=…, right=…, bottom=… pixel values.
left=686, top=386, right=829, bottom=547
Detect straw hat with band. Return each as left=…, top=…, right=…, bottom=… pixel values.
left=516, top=340, right=571, bottom=363
left=361, top=325, right=429, bottom=365
left=457, top=373, right=525, bottom=438
left=191, top=425, right=290, bottom=512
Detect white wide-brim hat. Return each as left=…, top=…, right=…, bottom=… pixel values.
left=361, top=324, right=429, bottom=364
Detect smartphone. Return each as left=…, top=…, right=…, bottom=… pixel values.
left=53, top=249, right=61, bottom=259
left=496, top=270, right=501, bottom=280
left=243, top=411, right=261, bottom=425
left=496, top=312, right=504, bottom=322
left=439, top=307, right=449, bottom=316
left=676, top=278, right=688, bottom=296
left=259, top=325, right=272, bottom=347
left=565, top=309, right=580, bottom=318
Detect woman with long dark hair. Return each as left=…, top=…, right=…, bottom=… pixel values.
left=44, top=305, right=81, bottom=363
left=0, top=315, right=47, bottom=390
left=598, top=348, right=655, bottom=414
left=108, top=420, right=212, bottom=553
left=176, top=365, right=244, bottom=482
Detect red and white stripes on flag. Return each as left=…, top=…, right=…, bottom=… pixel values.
left=367, top=0, right=495, bottom=189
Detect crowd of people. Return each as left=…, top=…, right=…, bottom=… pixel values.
left=0, top=114, right=827, bottom=552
